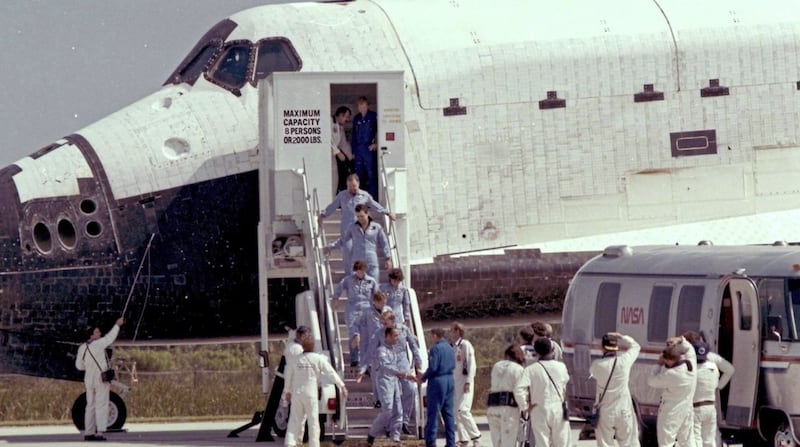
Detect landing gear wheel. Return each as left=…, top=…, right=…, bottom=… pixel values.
left=272, top=401, right=290, bottom=438
left=775, top=424, right=797, bottom=447
left=71, top=391, right=128, bottom=431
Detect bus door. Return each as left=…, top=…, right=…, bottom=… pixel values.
left=723, top=277, right=760, bottom=427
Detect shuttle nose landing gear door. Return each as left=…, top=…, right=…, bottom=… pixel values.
left=723, top=277, right=759, bottom=427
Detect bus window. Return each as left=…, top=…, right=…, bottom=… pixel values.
left=738, top=289, right=753, bottom=330
left=594, top=282, right=620, bottom=339
left=648, top=285, right=673, bottom=342
left=788, top=279, right=800, bottom=339
left=676, top=285, right=704, bottom=336
left=758, top=278, right=793, bottom=340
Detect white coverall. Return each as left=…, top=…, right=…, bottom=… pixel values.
left=514, top=360, right=571, bottom=447
left=75, top=324, right=120, bottom=436
left=589, top=335, right=641, bottom=447
left=453, top=337, right=481, bottom=444
left=280, top=337, right=305, bottom=441
left=647, top=339, right=697, bottom=447
left=284, top=352, right=345, bottom=447
left=706, top=351, right=734, bottom=389
left=522, top=340, right=563, bottom=366
left=693, top=361, right=720, bottom=447
left=521, top=339, right=564, bottom=446
left=486, top=359, right=524, bottom=447
left=704, top=351, right=734, bottom=447
left=331, top=121, right=352, bottom=159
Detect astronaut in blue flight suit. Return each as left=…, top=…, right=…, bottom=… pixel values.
left=420, top=327, right=456, bottom=447
left=356, top=292, right=392, bottom=406
left=379, top=310, right=422, bottom=434
left=367, top=327, right=417, bottom=446
left=380, top=268, right=412, bottom=325
left=318, top=174, right=394, bottom=272
left=352, top=96, right=379, bottom=199
left=332, top=260, right=379, bottom=366
left=326, top=203, right=391, bottom=281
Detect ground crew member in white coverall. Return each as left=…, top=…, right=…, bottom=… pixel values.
left=450, top=322, right=481, bottom=447
left=589, top=332, right=641, bottom=447
left=486, top=344, right=525, bottom=447
left=691, top=341, right=719, bottom=447
left=647, top=336, right=697, bottom=447
left=279, top=326, right=311, bottom=442
left=75, top=317, right=124, bottom=441
left=515, top=337, right=571, bottom=447
left=283, top=338, right=347, bottom=447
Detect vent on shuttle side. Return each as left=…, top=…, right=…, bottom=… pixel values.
left=634, top=84, right=664, bottom=103
left=443, top=98, right=467, bottom=116
left=602, top=245, right=632, bottom=258
left=700, top=79, right=729, bottom=97
left=539, top=91, right=566, bottom=110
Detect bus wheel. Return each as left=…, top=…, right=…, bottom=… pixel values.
left=775, top=424, right=796, bottom=447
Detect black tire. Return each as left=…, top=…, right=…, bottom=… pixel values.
left=71, top=391, right=127, bottom=431
left=318, top=414, right=327, bottom=442
left=273, top=408, right=326, bottom=441
left=272, top=403, right=289, bottom=438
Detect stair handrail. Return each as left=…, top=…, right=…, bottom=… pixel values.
left=300, top=162, right=348, bottom=433
left=378, top=153, right=402, bottom=271
left=298, top=162, right=346, bottom=389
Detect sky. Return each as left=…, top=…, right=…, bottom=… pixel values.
left=0, top=0, right=307, bottom=168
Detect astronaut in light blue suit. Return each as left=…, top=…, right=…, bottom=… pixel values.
left=326, top=203, right=391, bottom=280
left=318, top=174, right=394, bottom=271
left=332, top=260, right=379, bottom=366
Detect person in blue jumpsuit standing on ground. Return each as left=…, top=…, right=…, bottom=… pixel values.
left=367, top=326, right=417, bottom=446
left=318, top=174, right=394, bottom=272
left=419, top=327, right=456, bottom=447
left=381, top=310, right=422, bottom=435
left=332, top=260, right=379, bottom=366
left=325, top=203, right=391, bottom=280
left=352, top=96, right=379, bottom=199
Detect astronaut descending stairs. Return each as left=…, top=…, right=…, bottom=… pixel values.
left=255, top=70, right=421, bottom=441
left=311, top=153, right=428, bottom=440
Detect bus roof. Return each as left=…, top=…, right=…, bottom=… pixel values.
left=578, top=245, right=800, bottom=278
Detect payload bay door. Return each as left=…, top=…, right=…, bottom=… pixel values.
left=724, top=277, right=760, bottom=427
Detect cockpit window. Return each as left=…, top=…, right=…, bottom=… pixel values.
left=176, top=41, right=222, bottom=84
left=164, top=18, right=237, bottom=86
left=253, top=37, right=302, bottom=84
left=206, top=41, right=253, bottom=95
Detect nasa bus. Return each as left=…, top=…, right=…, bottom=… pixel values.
left=562, top=244, right=800, bottom=446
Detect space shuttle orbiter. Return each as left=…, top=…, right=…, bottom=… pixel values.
left=2, top=0, right=800, bottom=394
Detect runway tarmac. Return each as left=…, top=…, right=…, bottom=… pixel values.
left=0, top=417, right=745, bottom=447
left=0, top=417, right=594, bottom=447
